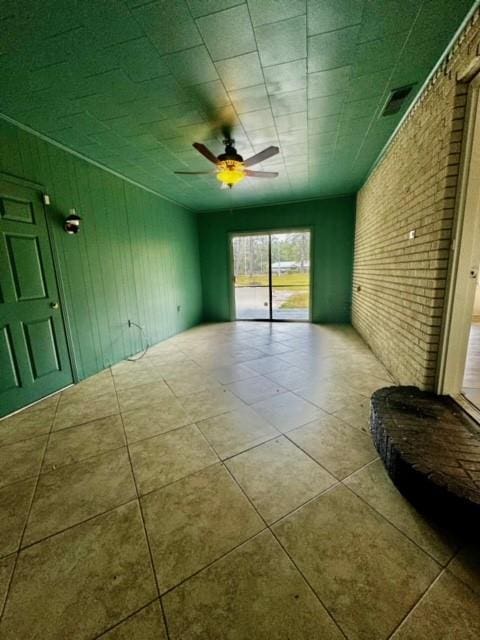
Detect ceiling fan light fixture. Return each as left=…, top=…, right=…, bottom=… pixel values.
left=216, top=160, right=245, bottom=188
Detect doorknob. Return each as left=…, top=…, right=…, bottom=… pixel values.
left=50, top=301, right=59, bottom=309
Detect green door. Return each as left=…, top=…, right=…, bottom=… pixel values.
left=0, top=178, right=73, bottom=417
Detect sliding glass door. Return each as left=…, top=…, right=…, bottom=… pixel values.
left=232, top=230, right=311, bottom=321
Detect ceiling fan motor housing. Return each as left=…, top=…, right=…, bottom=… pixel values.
left=219, top=139, right=243, bottom=162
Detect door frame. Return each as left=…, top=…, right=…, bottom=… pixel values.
left=0, top=171, right=78, bottom=387
left=228, top=227, right=314, bottom=322
left=436, top=73, right=480, bottom=397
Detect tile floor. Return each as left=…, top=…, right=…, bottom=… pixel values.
left=0, top=321, right=479, bottom=639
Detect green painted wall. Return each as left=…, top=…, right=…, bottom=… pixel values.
left=0, top=117, right=202, bottom=382
left=198, top=197, right=355, bottom=323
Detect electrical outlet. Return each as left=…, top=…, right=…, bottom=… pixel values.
left=177, top=305, right=181, bottom=312
left=128, top=319, right=132, bottom=327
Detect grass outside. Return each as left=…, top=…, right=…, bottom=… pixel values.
left=236, top=273, right=309, bottom=287
left=279, top=291, right=309, bottom=309
left=236, top=273, right=309, bottom=310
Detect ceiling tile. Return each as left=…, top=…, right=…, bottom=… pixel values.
left=78, top=0, right=143, bottom=47
left=264, top=59, right=307, bottom=95
left=308, top=25, right=360, bottom=73
left=229, top=84, right=270, bottom=114
left=247, top=127, right=279, bottom=145
left=270, top=89, right=307, bottom=116
left=308, top=94, right=345, bottom=118
left=131, top=0, right=202, bottom=54
left=342, top=96, right=381, bottom=120
left=255, top=15, right=306, bottom=66
left=187, top=0, right=244, bottom=18
left=353, top=32, right=408, bottom=76
left=196, top=4, right=256, bottom=61
left=308, top=114, right=339, bottom=134
left=358, top=0, right=419, bottom=42
left=163, top=45, right=219, bottom=86
left=275, top=112, right=308, bottom=133
left=308, top=65, right=351, bottom=99
left=239, top=108, right=275, bottom=131
left=247, top=0, right=306, bottom=26
left=105, top=37, right=170, bottom=82
left=347, top=69, right=392, bottom=102
left=307, top=0, right=364, bottom=35
left=215, top=52, right=263, bottom=90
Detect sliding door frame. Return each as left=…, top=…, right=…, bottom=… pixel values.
left=228, top=227, right=313, bottom=323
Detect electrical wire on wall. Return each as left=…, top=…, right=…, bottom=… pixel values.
left=126, top=320, right=150, bottom=361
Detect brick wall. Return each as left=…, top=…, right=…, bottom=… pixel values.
left=352, top=11, right=480, bottom=390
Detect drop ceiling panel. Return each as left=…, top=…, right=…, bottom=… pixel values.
left=0, top=0, right=476, bottom=211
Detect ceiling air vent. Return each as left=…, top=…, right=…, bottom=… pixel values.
left=381, top=85, right=414, bottom=116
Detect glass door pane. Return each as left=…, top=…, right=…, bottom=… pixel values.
left=271, top=231, right=310, bottom=321
left=232, top=234, right=270, bottom=320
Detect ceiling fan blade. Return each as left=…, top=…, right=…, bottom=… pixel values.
left=174, top=171, right=214, bottom=175
left=192, top=142, right=219, bottom=165
left=243, top=145, right=279, bottom=167
left=245, top=170, right=279, bottom=178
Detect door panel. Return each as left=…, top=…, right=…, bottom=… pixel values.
left=0, top=178, right=73, bottom=417
left=6, top=234, right=47, bottom=300
left=271, top=232, right=310, bottom=321
left=0, top=325, right=20, bottom=391
left=232, top=234, right=271, bottom=320
left=23, top=317, right=61, bottom=379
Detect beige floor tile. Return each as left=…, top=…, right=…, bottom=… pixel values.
left=226, top=375, right=286, bottom=404
left=296, top=380, right=365, bottom=412
left=252, top=391, right=325, bottom=432
left=112, top=367, right=161, bottom=390
left=345, top=459, right=460, bottom=565
left=348, top=375, right=393, bottom=397
left=60, top=370, right=115, bottom=401
left=99, top=602, right=167, bottom=639
left=179, top=387, right=245, bottom=422
left=288, top=414, right=378, bottom=479
left=265, top=366, right=309, bottom=391
left=197, top=406, right=278, bottom=460
left=163, top=530, right=344, bottom=640
left=163, top=371, right=220, bottom=397
left=209, top=363, right=257, bottom=384
left=111, top=359, right=153, bottom=376
left=0, top=478, right=36, bottom=557
left=53, top=391, right=119, bottom=430
left=116, top=381, right=174, bottom=413
left=392, top=571, right=480, bottom=639
left=142, top=464, right=264, bottom=592
left=129, top=424, right=218, bottom=494
left=332, top=398, right=371, bottom=433
left=0, top=555, right=15, bottom=614
left=0, top=436, right=47, bottom=489
left=226, top=437, right=336, bottom=523
left=43, top=414, right=125, bottom=472
left=256, top=342, right=293, bottom=356
left=274, top=484, right=440, bottom=640
left=0, top=502, right=156, bottom=640
left=243, top=356, right=287, bottom=375
left=122, top=398, right=192, bottom=443
left=24, top=448, right=136, bottom=545
left=0, top=404, right=55, bottom=447
left=448, top=545, right=480, bottom=595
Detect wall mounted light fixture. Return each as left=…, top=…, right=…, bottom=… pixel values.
left=64, top=208, right=82, bottom=235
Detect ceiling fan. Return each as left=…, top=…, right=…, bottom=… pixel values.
left=174, top=138, right=280, bottom=188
